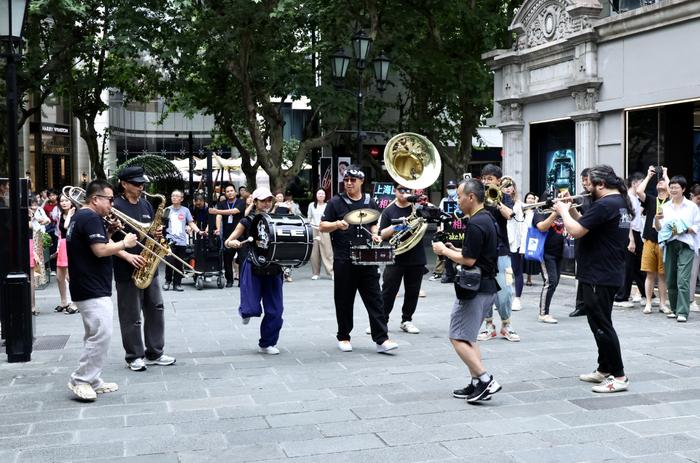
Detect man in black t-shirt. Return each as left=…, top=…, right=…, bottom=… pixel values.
left=379, top=184, right=427, bottom=334
left=433, top=178, right=502, bottom=403
left=113, top=166, right=176, bottom=372
left=554, top=164, right=631, bottom=393
left=320, top=166, right=398, bottom=354
left=477, top=164, right=520, bottom=342
left=66, top=180, right=139, bottom=401
left=212, top=184, right=245, bottom=287
left=635, top=165, right=670, bottom=314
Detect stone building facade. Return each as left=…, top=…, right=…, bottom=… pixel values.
left=484, top=0, right=700, bottom=195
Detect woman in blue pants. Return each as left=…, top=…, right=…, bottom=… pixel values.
left=225, top=187, right=284, bottom=355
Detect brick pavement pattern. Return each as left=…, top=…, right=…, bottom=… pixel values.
left=2, top=263, right=700, bottom=462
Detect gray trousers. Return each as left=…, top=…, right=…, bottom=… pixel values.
left=115, top=276, right=165, bottom=363
left=70, top=297, right=113, bottom=389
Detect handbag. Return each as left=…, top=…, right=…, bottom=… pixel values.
left=524, top=225, right=547, bottom=262
left=456, top=265, right=482, bottom=292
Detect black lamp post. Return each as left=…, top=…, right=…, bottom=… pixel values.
left=330, top=30, right=390, bottom=163
left=1, top=0, right=31, bottom=362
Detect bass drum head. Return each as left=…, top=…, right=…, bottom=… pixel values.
left=250, top=213, right=313, bottom=267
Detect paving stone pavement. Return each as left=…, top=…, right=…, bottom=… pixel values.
left=2, top=259, right=700, bottom=462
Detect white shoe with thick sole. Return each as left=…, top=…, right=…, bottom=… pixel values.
left=376, top=340, right=398, bottom=353
left=337, top=341, right=352, bottom=352
left=579, top=370, right=609, bottom=383
left=258, top=346, right=280, bottom=355
left=400, top=321, right=420, bottom=334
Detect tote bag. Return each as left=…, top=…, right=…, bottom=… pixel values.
left=524, top=226, right=547, bottom=262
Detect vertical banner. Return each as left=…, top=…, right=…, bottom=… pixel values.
left=337, top=157, right=351, bottom=194
left=319, top=157, right=332, bottom=199
left=440, top=199, right=466, bottom=246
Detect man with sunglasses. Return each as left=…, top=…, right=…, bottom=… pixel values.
left=378, top=184, right=426, bottom=334
left=112, top=166, right=176, bottom=372
left=320, top=166, right=399, bottom=354
left=66, top=180, right=139, bottom=401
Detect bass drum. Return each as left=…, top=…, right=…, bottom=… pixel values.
left=249, top=213, right=313, bottom=268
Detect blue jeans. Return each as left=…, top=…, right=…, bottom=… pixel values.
left=486, top=255, right=513, bottom=321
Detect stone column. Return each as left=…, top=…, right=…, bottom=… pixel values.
left=571, top=89, right=600, bottom=191
left=498, top=102, right=525, bottom=190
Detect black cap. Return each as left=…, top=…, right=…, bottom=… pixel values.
left=118, top=166, right=148, bottom=184
left=446, top=180, right=457, bottom=188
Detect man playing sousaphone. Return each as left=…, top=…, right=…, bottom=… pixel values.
left=320, top=166, right=398, bottom=354
left=112, top=166, right=176, bottom=372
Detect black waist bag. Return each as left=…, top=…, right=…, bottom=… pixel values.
left=456, top=265, right=481, bottom=296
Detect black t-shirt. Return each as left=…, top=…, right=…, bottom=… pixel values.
left=192, top=205, right=211, bottom=231
left=641, top=194, right=668, bottom=242
left=217, top=199, right=245, bottom=237
left=576, top=194, right=631, bottom=287
left=379, top=202, right=427, bottom=266
left=112, top=195, right=155, bottom=283
left=533, top=211, right=566, bottom=258
left=66, top=208, right=112, bottom=301
left=455, top=209, right=499, bottom=299
left=322, top=193, right=379, bottom=262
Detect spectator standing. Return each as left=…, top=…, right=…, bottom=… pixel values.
left=636, top=166, right=670, bottom=314
left=212, top=184, right=244, bottom=287
left=655, top=176, right=700, bottom=323
left=55, top=194, right=77, bottom=313
left=43, top=189, right=59, bottom=274
left=613, top=173, right=646, bottom=307
left=689, top=184, right=700, bottom=312
left=162, top=190, right=202, bottom=292
left=307, top=189, right=333, bottom=280
left=503, top=177, right=525, bottom=311
left=533, top=204, right=566, bottom=323
left=519, top=192, right=541, bottom=287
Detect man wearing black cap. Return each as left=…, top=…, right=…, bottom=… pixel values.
left=320, top=166, right=399, bottom=354
left=112, top=166, right=176, bottom=372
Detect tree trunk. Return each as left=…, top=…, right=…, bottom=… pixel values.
left=78, top=116, right=107, bottom=180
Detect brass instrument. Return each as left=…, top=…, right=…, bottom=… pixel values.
left=522, top=193, right=591, bottom=214
left=62, top=186, right=199, bottom=285
left=382, top=132, right=441, bottom=255
left=131, top=193, right=168, bottom=289
left=484, top=184, right=503, bottom=207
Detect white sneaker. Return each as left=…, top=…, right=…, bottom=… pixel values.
left=643, top=305, right=652, bottom=314
left=667, top=312, right=677, bottom=319
left=592, top=375, right=629, bottom=393
left=615, top=301, right=634, bottom=308
left=400, top=321, right=420, bottom=334
left=538, top=314, right=558, bottom=324
left=311, top=275, right=319, bottom=280
left=660, top=305, right=673, bottom=314
left=94, top=382, right=119, bottom=394
left=146, top=354, right=176, bottom=366
left=651, top=297, right=661, bottom=307
left=677, top=315, right=688, bottom=323
left=632, top=295, right=642, bottom=304
left=690, top=302, right=700, bottom=312
left=579, top=370, right=609, bottom=383
left=376, top=340, right=398, bottom=353
left=512, top=297, right=522, bottom=311
left=337, top=341, right=352, bottom=352
left=500, top=324, right=521, bottom=342
left=477, top=323, right=497, bottom=341
left=418, top=289, right=426, bottom=298
left=258, top=346, right=280, bottom=355
left=68, top=382, right=96, bottom=401
left=128, top=358, right=147, bottom=371
left=365, top=326, right=371, bottom=335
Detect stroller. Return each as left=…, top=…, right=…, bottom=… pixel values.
left=190, top=233, right=225, bottom=290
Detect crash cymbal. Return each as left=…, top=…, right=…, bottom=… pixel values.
left=343, top=208, right=380, bottom=225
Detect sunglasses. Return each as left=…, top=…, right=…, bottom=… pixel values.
left=127, top=181, right=145, bottom=187
left=397, top=188, right=412, bottom=194
left=94, top=195, right=114, bottom=203
left=343, top=177, right=358, bottom=183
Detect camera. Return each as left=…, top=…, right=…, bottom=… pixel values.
left=653, top=165, right=664, bottom=180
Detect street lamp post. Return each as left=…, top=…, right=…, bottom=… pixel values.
left=0, top=0, right=31, bottom=363
left=331, top=30, right=390, bottom=164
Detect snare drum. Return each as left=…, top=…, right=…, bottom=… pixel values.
left=249, top=213, right=313, bottom=268
left=350, top=245, right=395, bottom=266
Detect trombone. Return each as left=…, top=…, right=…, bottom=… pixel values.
left=522, top=193, right=590, bottom=213
left=63, top=186, right=199, bottom=278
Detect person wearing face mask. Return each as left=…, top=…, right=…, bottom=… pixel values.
left=431, top=181, right=460, bottom=283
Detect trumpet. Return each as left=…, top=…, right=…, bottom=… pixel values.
left=522, top=193, right=590, bottom=213
left=63, top=186, right=199, bottom=280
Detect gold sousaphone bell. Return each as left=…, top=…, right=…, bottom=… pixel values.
left=382, top=132, right=442, bottom=254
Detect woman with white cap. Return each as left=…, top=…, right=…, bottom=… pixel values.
left=225, top=187, right=285, bottom=354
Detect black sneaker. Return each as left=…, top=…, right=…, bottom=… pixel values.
left=467, top=376, right=501, bottom=403
left=454, top=383, right=492, bottom=400
left=225, top=281, right=233, bottom=288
